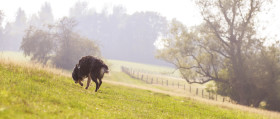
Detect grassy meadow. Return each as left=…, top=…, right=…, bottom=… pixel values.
left=0, top=52, right=279, bottom=118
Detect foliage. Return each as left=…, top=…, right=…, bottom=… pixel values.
left=0, top=10, right=3, bottom=24
left=0, top=10, right=3, bottom=49
left=21, top=27, right=55, bottom=64
left=1, top=3, right=168, bottom=65
left=70, top=4, right=168, bottom=65
left=205, top=83, right=216, bottom=94
left=20, top=17, right=100, bottom=69
left=0, top=62, right=268, bottom=119
left=157, top=0, right=280, bottom=111
left=0, top=8, right=27, bottom=51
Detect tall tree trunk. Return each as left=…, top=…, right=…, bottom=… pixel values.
left=230, top=42, right=250, bottom=106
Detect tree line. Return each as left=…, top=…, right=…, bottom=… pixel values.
left=0, top=2, right=168, bottom=66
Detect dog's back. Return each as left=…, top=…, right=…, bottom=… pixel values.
left=78, top=56, right=95, bottom=77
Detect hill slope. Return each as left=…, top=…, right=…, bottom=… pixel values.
left=0, top=60, right=274, bottom=119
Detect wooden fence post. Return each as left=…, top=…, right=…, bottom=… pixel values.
left=178, top=82, right=179, bottom=88
left=209, top=92, right=211, bottom=99
left=202, top=89, right=204, bottom=98
left=216, top=94, right=217, bottom=101
left=141, top=75, right=143, bottom=80
left=132, top=70, right=134, bottom=76
left=162, top=80, right=163, bottom=85
left=184, top=84, right=185, bottom=90
left=167, top=80, right=168, bottom=86
left=189, top=85, right=191, bottom=93
left=157, top=78, right=158, bottom=84
left=196, top=88, right=198, bottom=95
left=151, top=78, right=153, bottom=84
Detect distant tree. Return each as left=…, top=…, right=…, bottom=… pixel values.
left=28, top=14, right=40, bottom=27
left=157, top=0, right=280, bottom=111
left=52, top=17, right=100, bottom=69
left=0, top=11, right=3, bottom=34
left=0, top=10, right=3, bottom=50
left=0, top=10, right=3, bottom=25
left=38, top=2, right=54, bottom=25
left=21, top=26, right=55, bottom=64
left=118, top=12, right=167, bottom=63
left=69, top=4, right=168, bottom=65
left=27, top=2, right=54, bottom=28
left=21, top=17, right=100, bottom=69
left=2, top=8, right=27, bottom=51
left=69, top=1, right=88, bottom=18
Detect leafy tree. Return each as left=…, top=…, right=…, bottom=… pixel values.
left=28, top=2, right=54, bottom=27
left=70, top=5, right=168, bottom=65
left=157, top=0, right=280, bottom=110
left=2, top=8, right=27, bottom=51
left=0, top=10, right=3, bottom=26
left=0, top=10, right=4, bottom=50
left=21, top=26, right=55, bottom=64
left=52, top=17, right=100, bottom=69
left=38, top=2, right=54, bottom=25
left=21, top=17, right=100, bottom=69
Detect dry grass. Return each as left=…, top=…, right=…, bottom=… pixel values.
left=0, top=52, right=70, bottom=77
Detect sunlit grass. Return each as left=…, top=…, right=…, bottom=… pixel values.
left=0, top=56, right=272, bottom=119
left=0, top=51, right=280, bottom=118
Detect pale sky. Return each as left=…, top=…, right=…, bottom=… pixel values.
left=0, top=0, right=202, bottom=27
left=0, top=0, right=280, bottom=43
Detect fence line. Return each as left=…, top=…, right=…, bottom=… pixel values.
left=121, top=66, right=231, bottom=103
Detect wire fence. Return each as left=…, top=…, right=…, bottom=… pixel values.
left=121, top=66, right=233, bottom=103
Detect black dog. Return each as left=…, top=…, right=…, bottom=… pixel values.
left=72, top=56, right=109, bottom=92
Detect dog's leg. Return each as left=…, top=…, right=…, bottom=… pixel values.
left=85, top=74, right=91, bottom=90
left=78, top=80, right=83, bottom=86
left=90, top=73, right=99, bottom=92
left=98, top=78, right=102, bottom=90
left=91, top=76, right=99, bottom=92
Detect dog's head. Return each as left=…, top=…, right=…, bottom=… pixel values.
left=99, top=64, right=109, bottom=79
left=72, top=64, right=80, bottom=83
left=100, top=64, right=109, bottom=74
left=98, top=64, right=109, bottom=79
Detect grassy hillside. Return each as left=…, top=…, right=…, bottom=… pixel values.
left=0, top=59, right=275, bottom=119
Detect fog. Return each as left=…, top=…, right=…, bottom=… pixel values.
left=0, top=2, right=171, bottom=66
left=2, top=0, right=280, bottom=112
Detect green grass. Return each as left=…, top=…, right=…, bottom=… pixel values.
left=0, top=60, right=271, bottom=118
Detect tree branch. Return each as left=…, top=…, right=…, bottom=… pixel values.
left=204, top=18, right=230, bottom=47
left=238, top=0, right=258, bottom=42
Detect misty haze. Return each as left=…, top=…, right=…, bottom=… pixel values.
left=1, top=0, right=280, bottom=118
left=0, top=2, right=170, bottom=66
